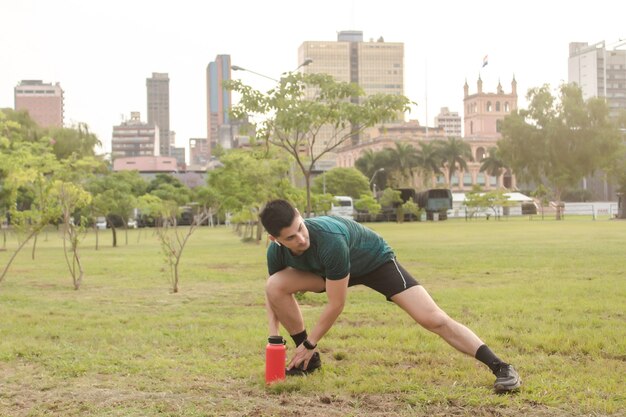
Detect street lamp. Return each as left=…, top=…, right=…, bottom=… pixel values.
left=294, top=58, right=313, bottom=71
left=231, top=65, right=278, bottom=82
left=369, top=168, right=385, bottom=196
left=231, top=59, right=313, bottom=83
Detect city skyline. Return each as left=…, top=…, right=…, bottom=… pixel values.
left=1, top=0, right=624, bottom=157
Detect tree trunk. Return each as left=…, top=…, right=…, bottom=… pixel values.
left=31, top=234, right=38, bottom=260
left=0, top=229, right=38, bottom=284
left=555, top=189, right=563, bottom=220
left=305, top=172, right=312, bottom=217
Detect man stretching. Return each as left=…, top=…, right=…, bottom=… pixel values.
left=260, top=199, right=521, bottom=393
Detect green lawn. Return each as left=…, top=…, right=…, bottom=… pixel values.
left=0, top=218, right=624, bottom=416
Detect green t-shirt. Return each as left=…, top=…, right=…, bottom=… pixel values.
left=267, top=216, right=395, bottom=280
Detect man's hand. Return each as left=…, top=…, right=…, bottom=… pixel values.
left=287, top=343, right=316, bottom=371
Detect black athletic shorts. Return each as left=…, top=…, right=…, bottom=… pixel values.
left=348, top=258, right=420, bottom=301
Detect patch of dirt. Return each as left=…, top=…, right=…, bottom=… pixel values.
left=0, top=362, right=619, bottom=417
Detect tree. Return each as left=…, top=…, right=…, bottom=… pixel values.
left=414, top=141, right=443, bottom=187
left=464, top=186, right=512, bottom=220
left=88, top=172, right=145, bottom=247
left=137, top=193, right=209, bottom=294
left=607, top=110, right=626, bottom=207
left=480, top=147, right=507, bottom=177
left=355, top=148, right=392, bottom=192
left=311, top=167, right=370, bottom=198
left=531, top=184, right=550, bottom=220
left=0, top=139, right=62, bottom=283
left=53, top=181, right=92, bottom=289
left=46, top=122, right=102, bottom=160
left=386, top=142, right=419, bottom=187
left=379, top=188, right=403, bottom=223
left=193, top=186, right=222, bottom=226
left=354, top=194, right=382, bottom=221
left=226, top=72, right=412, bottom=217
left=498, top=83, right=622, bottom=219
left=208, top=148, right=299, bottom=242
left=437, top=137, right=472, bottom=184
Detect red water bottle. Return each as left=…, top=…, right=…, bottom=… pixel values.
left=265, top=336, right=286, bottom=383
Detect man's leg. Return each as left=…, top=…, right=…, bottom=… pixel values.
left=391, top=285, right=521, bottom=392
left=266, top=268, right=325, bottom=375
left=391, top=285, right=483, bottom=355
left=265, top=267, right=326, bottom=336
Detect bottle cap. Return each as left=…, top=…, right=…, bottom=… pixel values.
left=268, top=335, right=285, bottom=345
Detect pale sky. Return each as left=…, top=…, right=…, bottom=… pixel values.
left=1, top=0, right=624, bottom=157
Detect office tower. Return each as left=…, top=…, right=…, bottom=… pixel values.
left=568, top=40, right=625, bottom=200
left=435, top=107, right=462, bottom=138
left=14, top=80, right=64, bottom=128
left=111, top=112, right=160, bottom=159
left=206, top=55, right=232, bottom=158
left=146, top=72, right=171, bottom=156
left=298, top=31, right=404, bottom=161
left=299, top=31, right=404, bottom=102
left=568, top=40, right=626, bottom=119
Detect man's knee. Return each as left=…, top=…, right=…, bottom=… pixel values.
left=266, top=273, right=287, bottom=298
left=420, top=310, right=452, bottom=333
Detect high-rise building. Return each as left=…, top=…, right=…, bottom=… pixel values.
left=146, top=72, right=171, bottom=156
left=298, top=31, right=404, bottom=165
left=206, top=55, right=232, bottom=158
left=111, top=112, right=159, bottom=159
left=14, top=80, right=64, bottom=128
left=299, top=31, right=404, bottom=99
left=568, top=40, right=626, bottom=119
left=568, top=41, right=625, bottom=201
left=435, top=107, right=462, bottom=138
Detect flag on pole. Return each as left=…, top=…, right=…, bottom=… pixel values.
left=482, top=55, right=488, bottom=68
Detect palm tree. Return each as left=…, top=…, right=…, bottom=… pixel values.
left=415, top=141, right=443, bottom=186
left=387, top=142, right=418, bottom=187
left=480, top=147, right=507, bottom=177
left=437, top=137, right=472, bottom=183
left=355, top=149, right=378, bottom=179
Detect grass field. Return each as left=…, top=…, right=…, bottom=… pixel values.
left=0, top=217, right=624, bottom=416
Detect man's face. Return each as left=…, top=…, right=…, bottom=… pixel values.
left=273, top=213, right=310, bottom=255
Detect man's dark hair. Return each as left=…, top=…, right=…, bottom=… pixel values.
left=260, top=199, right=297, bottom=237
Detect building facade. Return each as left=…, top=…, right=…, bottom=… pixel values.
left=111, top=112, right=160, bottom=159
left=461, top=77, right=518, bottom=190
left=434, top=107, right=462, bottom=137
left=298, top=31, right=404, bottom=164
left=189, top=137, right=210, bottom=167
left=568, top=40, right=626, bottom=119
left=14, top=80, right=64, bottom=128
left=146, top=72, right=171, bottom=156
left=335, top=78, right=518, bottom=192
left=206, top=55, right=232, bottom=158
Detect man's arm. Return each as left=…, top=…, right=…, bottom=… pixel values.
left=287, top=275, right=349, bottom=370
left=308, top=276, right=349, bottom=344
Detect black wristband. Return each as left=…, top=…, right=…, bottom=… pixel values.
left=303, top=339, right=317, bottom=350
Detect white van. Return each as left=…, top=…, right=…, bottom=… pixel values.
left=95, top=217, right=107, bottom=229
left=329, top=196, right=354, bottom=220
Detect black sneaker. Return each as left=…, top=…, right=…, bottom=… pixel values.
left=286, top=352, right=322, bottom=376
left=494, top=364, right=521, bottom=393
